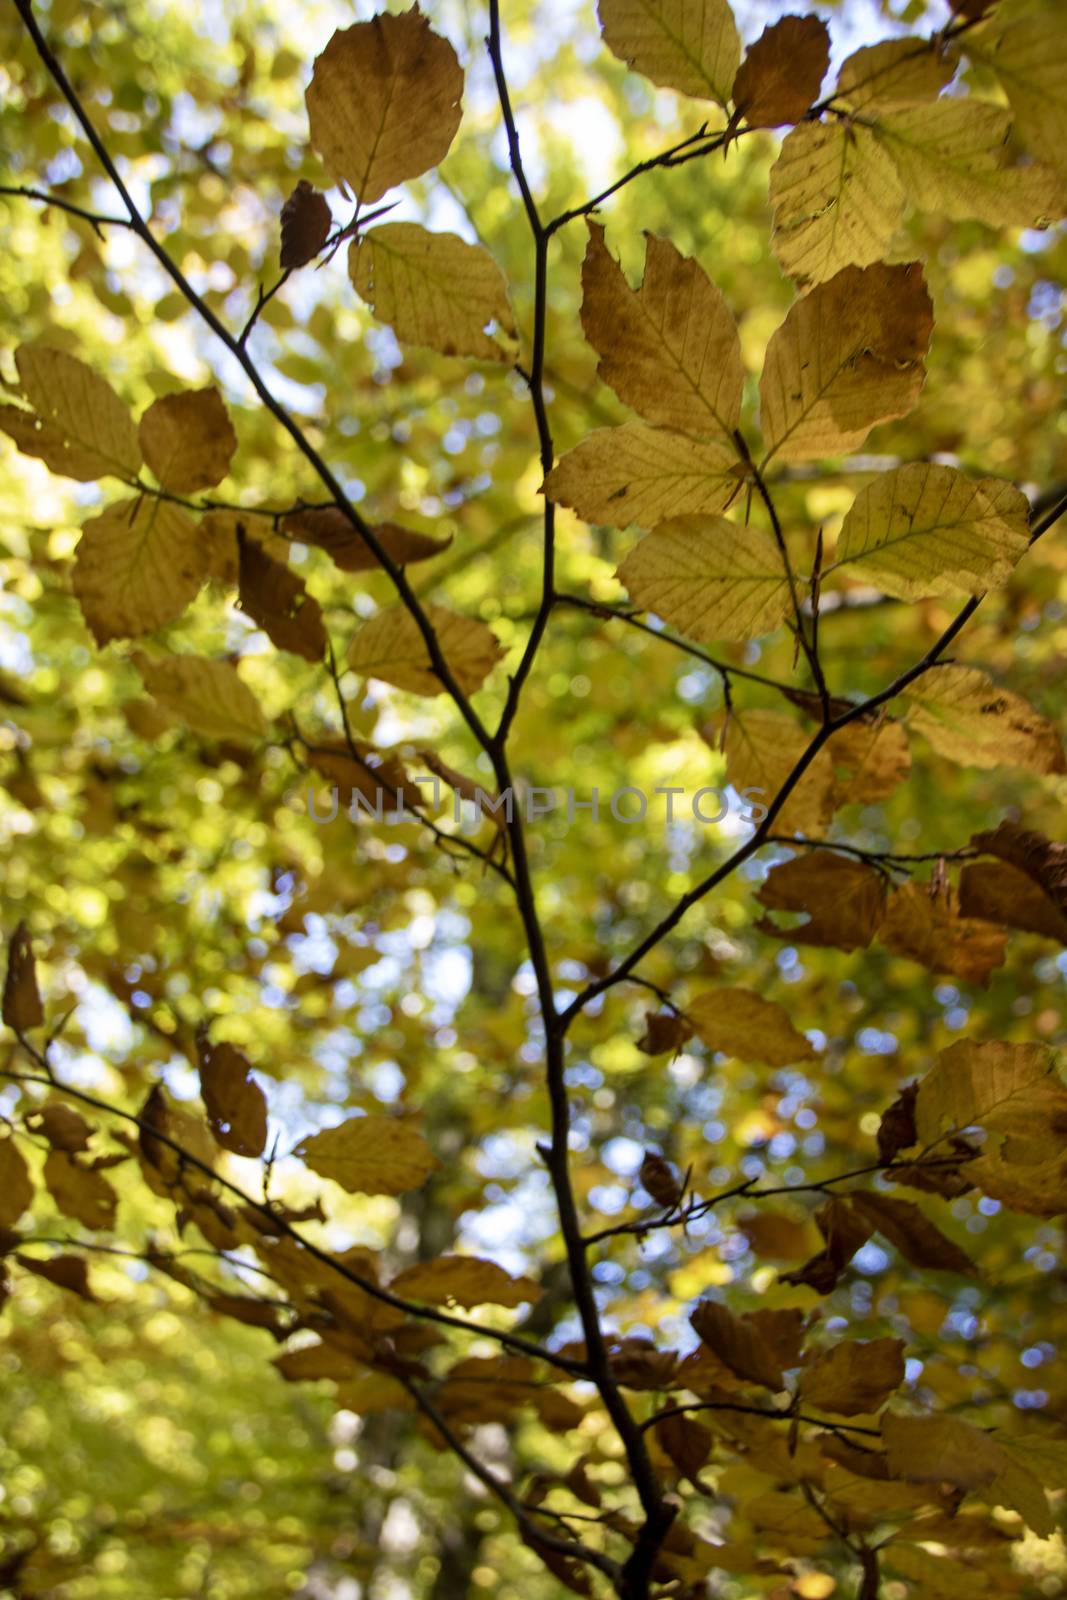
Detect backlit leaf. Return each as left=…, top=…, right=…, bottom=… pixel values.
left=0, top=344, right=140, bottom=481
left=197, top=1037, right=269, bottom=1158
left=347, top=604, right=503, bottom=696
left=389, top=1255, right=542, bottom=1309
left=616, top=516, right=793, bottom=643
left=544, top=425, right=744, bottom=528
left=904, top=666, right=1065, bottom=774
left=138, top=387, right=237, bottom=493
left=306, top=9, right=464, bottom=204
left=133, top=652, right=267, bottom=743
left=800, top=1336, right=904, bottom=1416
left=580, top=223, right=744, bottom=439
left=73, top=497, right=212, bottom=645
left=296, top=1115, right=439, bottom=1196
left=598, top=0, right=740, bottom=105
left=686, top=987, right=816, bottom=1066
left=349, top=223, right=515, bottom=362
left=731, top=15, right=829, bottom=128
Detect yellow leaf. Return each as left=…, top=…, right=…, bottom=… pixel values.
left=197, top=1038, right=269, bottom=1158
left=0, top=344, right=141, bottom=481
left=347, top=604, right=503, bottom=696
left=732, top=15, right=829, bottom=128
left=545, top=425, right=743, bottom=528
left=0, top=1133, right=34, bottom=1227
left=876, top=98, right=1065, bottom=228
left=138, top=386, right=237, bottom=493
left=42, top=1149, right=118, bottom=1232
left=349, top=223, right=515, bottom=362
left=834, top=36, right=957, bottom=111
left=882, top=1410, right=1005, bottom=1489
left=904, top=665, right=1065, bottom=774
left=973, top=7, right=1067, bottom=177
left=73, top=497, right=212, bottom=644
left=800, top=1336, right=905, bottom=1416
left=389, top=1255, right=542, bottom=1309
left=756, top=851, right=887, bottom=951
left=834, top=463, right=1030, bottom=599
left=580, top=223, right=744, bottom=439
left=888, top=1546, right=993, bottom=1597
left=707, top=707, right=836, bottom=835
left=306, top=9, right=463, bottom=204
left=296, top=1115, right=439, bottom=1196
left=686, top=986, right=816, bottom=1066
left=598, top=0, right=740, bottom=106
left=133, top=652, right=267, bottom=743
left=914, top=1038, right=1059, bottom=1150
left=769, top=121, right=905, bottom=288
left=827, top=716, right=912, bottom=806
left=616, top=516, right=792, bottom=643
left=759, top=263, right=932, bottom=464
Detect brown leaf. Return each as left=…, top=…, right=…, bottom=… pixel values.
left=197, top=1036, right=269, bottom=1159
left=848, top=1191, right=976, bottom=1277
left=238, top=534, right=327, bottom=662
left=280, top=180, right=332, bottom=269
left=281, top=509, right=452, bottom=573
left=3, top=922, right=43, bottom=1031
left=139, top=387, right=237, bottom=494
left=42, top=1150, right=118, bottom=1231
left=306, top=740, right=410, bottom=814
left=26, top=1101, right=93, bottom=1153
left=636, top=1010, right=694, bottom=1056
left=17, top=1252, right=96, bottom=1301
left=639, top=1151, right=683, bottom=1208
left=881, top=881, right=1007, bottom=985
left=0, top=1135, right=34, bottom=1228
left=877, top=1083, right=918, bottom=1164
left=959, top=860, right=1067, bottom=944
left=800, top=1337, right=905, bottom=1416
left=655, top=1409, right=713, bottom=1482
left=690, top=1300, right=783, bottom=1390
left=738, top=1209, right=817, bottom=1263
left=756, top=851, right=887, bottom=952
left=969, top=822, right=1067, bottom=918
left=732, top=15, right=830, bottom=128
left=781, top=1195, right=874, bottom=1294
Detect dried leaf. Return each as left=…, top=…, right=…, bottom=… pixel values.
left=800, top=1337, right=905, bottom=1416
left=197, top=1036, right=269, bottom=1158
left=138, top=387, right=237, bottom=493
left=306, top=9, right=464, bottom=203
left=732, top=16, right=829, bottom=128
left=238, top=534, right=327, bottom=662
left=280, top=180, right=332, bottom=268
left=3, top=922, right=43, bottom=1031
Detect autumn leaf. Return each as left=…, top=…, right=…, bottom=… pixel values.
left=598, top=0, right=740, bottom=106
left=968, top=821, right=1067, bottom=918
left=759, top=262, right=933, bottom=462
left=74, top=497, right=213, bottom=644
left=3, top=921, right=44, bottom=1031
left=138, top=387, right=237, bottom=493
left=545, top=425, right=744, bottom=528
left=43, top=1149, right=119, bottom=1231
left=756, top=851, right=887, bottom=952
left=769, top=122, right=905, bottom=287
left=279, top=179, right=332, bottom=268
left=971, top=9, right=1067, bottom=179
left=690, top=1299, right=784, bottom=1390
left=0, top=1134, right=34, bottom=1227
left=306, top=10, right=464, bottom=203
left=296, top=1115, right=439, bottom=1196
left=686, top=987, right=815, bottom=1066
left=347, top=604, right=503, bottom=696
left=833, top=464, right=1030, bottom=600
left=281, top=509, right=452, bottom=574
left=848, top=1191, right=976, bottom=1277
left=880, top=881, right=1007, bottom=986
left=238, top=534, right=327, bottom=662
left=731, top=15, right=829, bottom=129
left=17, top=1253, right=97, bottom=1302
left=800, top=1336, right=904, bottom=1416
left=197, top=1036, right=269, bottom=1159
left=616, top=516, right=793, bottom=644
left=389, top=1255, right=542, bottom=1309
left=0, top=344, right=141, bottom=481
left=350, top=223, right=515, bottom=362
left=654, top=1409, right=712, bottom=1482
left=133, top=652, right=267, bottom=743
left=904, top=666, right=1065, bottom=774
left=580, top=223, right=744, bottom=440
left=833, top=36, right=958, bottom=111
left=707, top=707, right=836, bottom=835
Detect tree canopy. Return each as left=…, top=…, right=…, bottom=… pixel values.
left=2, top=0, right=1067, bottom=1597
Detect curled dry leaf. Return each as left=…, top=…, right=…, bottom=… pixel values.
left=638, top=1151, right=683, bottom=1208
left=279, top=179, right=332, bottom=268
left=281, top=508, right=452, bottom=573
